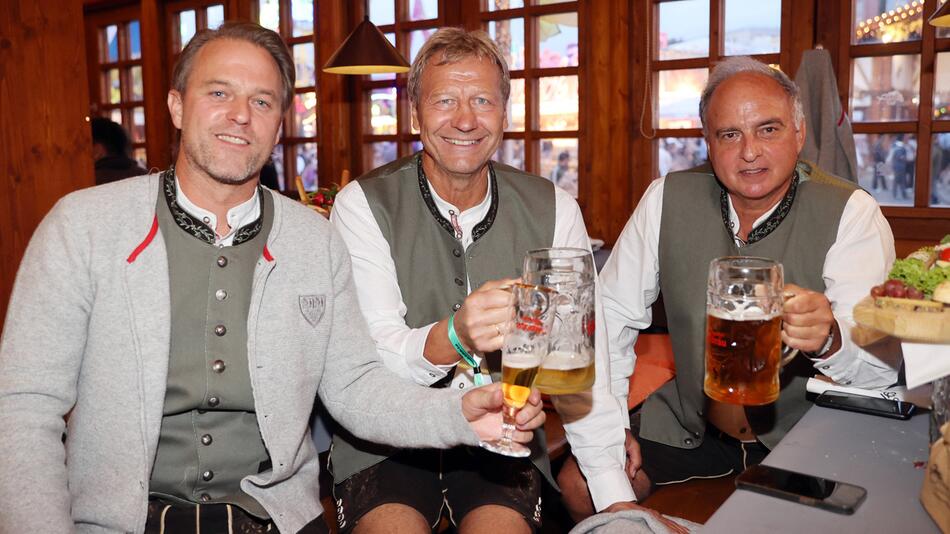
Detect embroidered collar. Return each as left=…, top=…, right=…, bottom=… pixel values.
left=719, top=167, right=800, bottom=246
left=161, top=167, right=264, bottom=246
left=415, top=154, right=498, bottom=242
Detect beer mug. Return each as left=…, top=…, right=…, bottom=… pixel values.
left=480, top=283, right=557, bottom=457
left=704, top=257, right=784, bottom=406
left=522, top=248, right=596, bottom=395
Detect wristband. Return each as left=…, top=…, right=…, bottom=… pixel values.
left=448, top=313, right=485, bottom=386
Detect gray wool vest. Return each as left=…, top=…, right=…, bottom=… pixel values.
left=330, top=154, right=559, bottom=487
left=149, top=171, right=274, bottom=516
left=642, top=161, right=857, bottom=451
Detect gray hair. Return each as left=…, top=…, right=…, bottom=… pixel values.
left=699, top=56, right=804, bottom=136
left=407, top=27, right=510, bottom=107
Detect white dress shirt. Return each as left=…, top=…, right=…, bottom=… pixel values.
left=601, top=177, right=899, bottom=425
left=331, top=174, right=636, bottom=510
left=175, top=176, right=261, bottom=247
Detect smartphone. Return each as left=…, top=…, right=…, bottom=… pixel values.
left=814, top=392, right=915, bottom=420
left=736, top=464, right=867, bottom=514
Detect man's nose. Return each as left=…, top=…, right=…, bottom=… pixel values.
left=740, top=135, right=761, bottom=161
left=452, top=101, right=477, bottom=131
left=227, top=98, right=251, bottom=125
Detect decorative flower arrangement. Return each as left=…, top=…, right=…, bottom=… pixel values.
left=308, top=183, right=340, bottom=211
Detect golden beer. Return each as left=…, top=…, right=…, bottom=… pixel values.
left=535, top=351, right=595, bottom=394
left=502, top=363, right=541, bottom=409
left=703, top=311, right=782, bottom=405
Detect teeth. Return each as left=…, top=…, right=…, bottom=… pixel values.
left=217, top=135, right=249, bottom=145
left=445, top=138, right=479, bottom=146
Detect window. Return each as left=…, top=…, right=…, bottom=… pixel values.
left=257, top=0, right=320, bottom=191
left=167, top=2, right=226, bottom=59
left=651, top=0, right=785, bottom=178
left=482, top=0, right=581, bottom=197
left=847, top=0, right=948, bottom=209
left=358, top=0, right=443, bottom=173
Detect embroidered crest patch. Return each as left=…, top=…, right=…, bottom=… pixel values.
left=299, top=295, right=326, bottom=327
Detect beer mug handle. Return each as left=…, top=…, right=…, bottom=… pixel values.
left=780, top=346, right=799, bottom=368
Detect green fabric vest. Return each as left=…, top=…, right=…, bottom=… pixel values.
left=149, top=174, right=274, bottom=517
left=330, top=154, right=558, bottom=487
left=644, top=161, right=857, bottom=450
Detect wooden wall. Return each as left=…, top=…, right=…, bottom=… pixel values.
left=0, top=0, right=95, bottom=323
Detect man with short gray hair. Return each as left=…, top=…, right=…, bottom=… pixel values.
left=558, top=56, right=897, bottom=518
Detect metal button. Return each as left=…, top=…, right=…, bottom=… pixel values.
left=822, top=365, right=830, bottom=370
left=217, top=256, right=228, bottom=267
left=214, top=324, right=226, bottom=336
left=208, top=396, right=220, bottom=407
left=200, top=493, right=211, bottom=502
left=202, top=217, right=211, bottom=224
left=202, top=470, right=214, bottom=481
left=452, top=303, right=461, bottom=311
left=692, top=431, right=701, bottom=439
left=684, top=438, right=694, bottom=446
left=453, top=248, right=462, bottom=257
left=215, top=289, right=227, bottom=301
left=201, top=434, right=213, bottom=446
left=211, top=360, right=226, bottom=373
left=458, top=383, right=465, bottom=389
left=697, top=409, right=705, bottom=417
left=454, top=277, right=464, bottom=286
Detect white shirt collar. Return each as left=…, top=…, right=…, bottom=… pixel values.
left=726, top=195, right=781, bottom=246
left=426, top=177, right=492, bottom=249
left=174, top=176, right=261, bottom=246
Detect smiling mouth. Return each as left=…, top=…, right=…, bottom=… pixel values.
left=442, top=137, right=482, bottom=146
left=739, top=168, right=767, bottom=176
left=216, top=134, right=250, bottom=146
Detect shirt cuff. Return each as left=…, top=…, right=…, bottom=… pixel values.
left=588, top=469, right=638, bottom=511
left=403, top=323, right=455, bottom=385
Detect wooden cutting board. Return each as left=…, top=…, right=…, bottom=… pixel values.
left=853, top=296, right=950, bottom=343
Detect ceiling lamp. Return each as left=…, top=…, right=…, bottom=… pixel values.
left=929, top=1, right=950, bottom=27
left=323, top=16, right=410, bottom=75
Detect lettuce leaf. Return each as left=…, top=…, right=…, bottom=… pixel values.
left=888, top=259, right=950, bottom=297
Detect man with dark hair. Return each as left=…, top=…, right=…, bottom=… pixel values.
left=0, top=22, right=544, bottom=534
left=90, top=117, right=148, bottom=184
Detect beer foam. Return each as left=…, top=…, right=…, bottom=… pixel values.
left=707, top=306, right=780, bottom=321
left=541, top=350, right=591, bottom=370
left=504, top=356, right=542, bottom=369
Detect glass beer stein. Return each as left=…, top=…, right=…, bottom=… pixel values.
left=523, top=248, right=596, bottom=395
left=480, top=283, right=557, bottom=457
left=704, top=256, right=785, bottom=406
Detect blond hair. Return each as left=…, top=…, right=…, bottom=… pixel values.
left=407, top=27, right=510, bottom=106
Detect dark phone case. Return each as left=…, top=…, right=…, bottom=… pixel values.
left=736, top=465, right=867, bottom=515
left=814, top=392, right=915, bottom=420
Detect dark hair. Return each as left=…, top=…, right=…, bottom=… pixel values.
left=171, top=21, right=294, bottom=111
left=558, top=151, right=570, bottom=161
left=91, top=117, right=132, bottom=157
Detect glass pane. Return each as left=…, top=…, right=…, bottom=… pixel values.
left=131, top=107, right=146, bottom=143
left=935, top=52, right=950, bottom=120
left=368, top=88, right=398, bottom=135
left=109, top=108, right=123, bottom=126
left=105, top=69, right=121, bottom=104
left=410, top=140, right=423, bottom=154
left=179, top=10, right=197, bottom=51
left=489, top=18, right=525, bottom=70
left=292, top=0, right=314, bottom=37
left=294, top=91, right=318, bottom=137
left=369, top=0, right=395, bottom=26
left=296, top=142, right=319, bottom=191
left=103, top=24, right=119, bottom=62
left=538, top=0, right=572, bottom=4
left=537, top=12, right=579, bottom=68
left=539, top=76, right=578, bottom=131
left=294, top=43, right=316, bottom=88
left=539, top=138, right=579, bottom=198
left=410, top=29, right=437, bottom=64
left=657, top=68, right=707, bottom=129
left=133, top=147, right=147, bottom=169
left=128, top=21, right=141, bottom=60
left=487, top=0, right=524, bottom=10
left=129, top=66, right=143, bottom=101
left=853, top=0, right=923, bottom=45
left=854, top=133, right=916, bottom=206
left=207, top=5, right=225, bottom=30
left=932, top=134, right=950, bottom=207
left=724, top=0, right=781, bottom=56
left=494, top=139, right=525, bottom=170
left=365, top=142, right=398, bottom=171
left=850, top=55, right=920, bottom=122
left=507, top=78, right=525, bottom=132
left=657, top=138, right=708, bottom=177
left=658, top=0, right=709, bottom=60
left=259, top=0, right=280, bottom=32
left=370, top=33, right=397, bottom=81
left=271, top=144, right=285, bottom=190
left=408, top=0, right=438, bottom=21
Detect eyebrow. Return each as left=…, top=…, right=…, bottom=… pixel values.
left=203, top=79, right=278, bottom=99
left=714, top=118, right=786, bottom=136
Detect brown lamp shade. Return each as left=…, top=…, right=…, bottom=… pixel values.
left=930, top=1, right=950, bottom=27
left=323, top=17, right=410, bottom=75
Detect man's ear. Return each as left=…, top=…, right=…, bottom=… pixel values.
left=410, top=101, right=419, bottom=132
left=168, top=90, right=183, bottom=130
left=795, top=117, right=807, bottom=154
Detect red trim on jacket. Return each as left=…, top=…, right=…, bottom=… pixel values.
left=127, top=215, right=159, bottom=264
left=263, top=245, right=274, bottom=262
